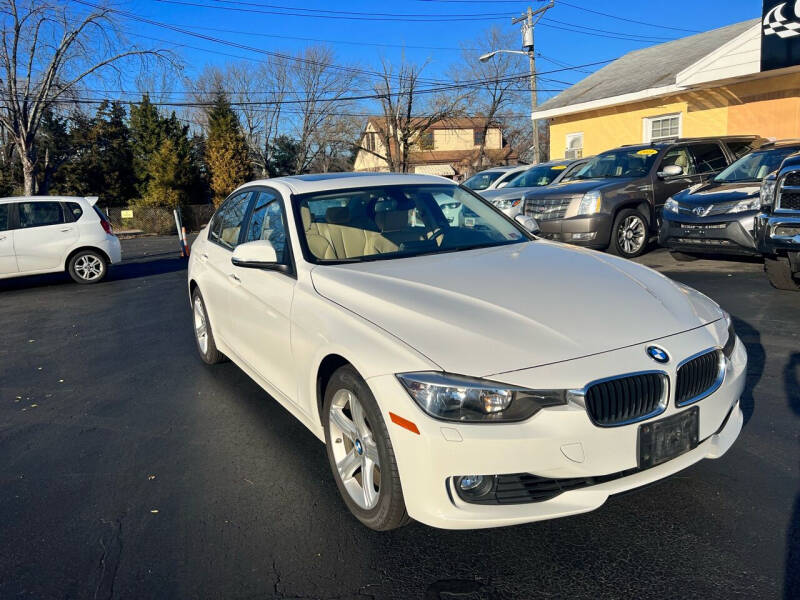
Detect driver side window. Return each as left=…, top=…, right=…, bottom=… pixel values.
left=244, top=190, right=289, bottom=264
left=659, top=147, right=695, bottom=176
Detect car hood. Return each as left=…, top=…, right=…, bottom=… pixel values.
left=310, top=241, right=723, bottom=377
left=480, top=187, right=540, bottom=201
left=523, top=178, right=634, bottom=198
left=675, top=181, right=761, bottom=205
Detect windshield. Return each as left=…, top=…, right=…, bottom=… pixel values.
left=574, top=149, right=659, bottom=179
left=463, top=171, right=505, bottom=191
left=714, top=147, right=800, bottom=183
left=505, top=164, right=566, bottom=188
left=295, top=184, right=528, bottom=263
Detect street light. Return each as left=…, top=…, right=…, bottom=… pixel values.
left=479, top=49, right=527, bottom=63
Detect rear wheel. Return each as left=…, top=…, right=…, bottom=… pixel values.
left=323, top=365, right=410, bottom=531
left=609, top=209, right=648, bottom=259
left=765, top=255, right=800, bottom=291
left=670, top=251, right=701, bottom=262
left=67, top=250, right=107, bottom=284
left=192, top=289, right=226, bottom=364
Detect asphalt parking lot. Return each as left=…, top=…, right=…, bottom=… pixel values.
left=1, top=235, right=798, bottom=600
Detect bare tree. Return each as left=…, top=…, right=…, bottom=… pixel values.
left=0, top=0, right=170, bottom=194
left=454, top=27, right=526, bottom=169
left=359, top=57, right=463, bottom=173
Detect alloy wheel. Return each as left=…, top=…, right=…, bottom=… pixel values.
left=617, top=215, right=646, bottom=256
left=74, top=254, right=104, bottom=281
left=328, top=389, right=381, bottom=510
left=193, top=298, right=209, bottom=355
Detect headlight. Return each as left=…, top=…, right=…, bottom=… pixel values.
left=721, top=311, right=736, bottom=358
left=396, top=372, right=566, bottom=422
left=577, top=190, right=602, bottom=215
left=728, top=197, right=760, bottom=213
left=760, top=175, right=776, bottom=207
left=493, top=198, right=521, bottom=210
left=664, top=196, right=679, bottom=213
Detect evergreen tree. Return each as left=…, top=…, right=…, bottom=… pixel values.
left=139, top=137, right=185, bottom=208
left=205, top=91, right=251, bottom=206
left=129, top=95, right=164, bottom=196
left=267, top=135, right=302, bottom=177
left=35, top=110, right=71, bottom=194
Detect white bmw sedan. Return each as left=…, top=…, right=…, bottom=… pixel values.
left=187, top=173, right=746, bottom=531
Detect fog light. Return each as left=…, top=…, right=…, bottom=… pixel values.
left=458, top=475, right=483, bottom=491
left=571, top=232, right=597, bottom=241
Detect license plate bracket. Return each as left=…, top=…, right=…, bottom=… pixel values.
left=638, top=407, right=699, bottom=469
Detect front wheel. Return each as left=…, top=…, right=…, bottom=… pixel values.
left=765, top=255, right=800, bottom=291
left=67, top=250, right=107, bottom=284
left=323, top=365, right=410, bottom=531
left=609, top=209, right=649, bottom=259
left=192, top=289, right=226, bottom=364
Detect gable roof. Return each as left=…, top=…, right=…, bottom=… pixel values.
left=537, top=19, right=758, bottom=115
left=365, top=116, right=501, bottom=132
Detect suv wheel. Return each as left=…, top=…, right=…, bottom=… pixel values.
left=610, top=209, right=648, bottom=258
left=323, top=365, right=410, bottom=531
left=765, top=256, right=800, bottom=291
left=67, top=250, right=107, bottom=284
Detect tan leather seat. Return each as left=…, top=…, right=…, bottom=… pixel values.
left=220, top=226, right=240, bottom=245
left=300, top=205, right=398, bottom=260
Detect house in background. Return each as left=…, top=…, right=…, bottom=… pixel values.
left=353, top=117, right=517, bottom=179
left=535, top=17, right=800, bottom=160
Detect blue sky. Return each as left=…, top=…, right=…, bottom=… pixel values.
left=88, top=0, right=762, bottom=103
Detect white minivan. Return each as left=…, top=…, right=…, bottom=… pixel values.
left=0, top=196, right=121, bottom=284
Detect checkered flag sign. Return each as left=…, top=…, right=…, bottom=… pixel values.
left=763, top=1, right=800, bottom=38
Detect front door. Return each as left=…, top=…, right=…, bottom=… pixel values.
left=653, top=146, right=702, bottom=210
left=12, top=201, right=78, bottom=273
left=226, top=189, right=297, bottom=403
left=0, top=203, right=17, bottom=275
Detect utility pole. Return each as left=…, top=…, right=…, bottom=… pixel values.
left=513, top=2, right=552, bottom=164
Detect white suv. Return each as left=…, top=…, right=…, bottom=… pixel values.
left=0, top=196, right=122, bottom=284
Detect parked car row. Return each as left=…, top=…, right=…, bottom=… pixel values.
left=469, top=135, right=800, bottom=291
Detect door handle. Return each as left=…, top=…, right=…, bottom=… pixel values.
left=228, top=273, right=241, bottom=285
left=198, top=252, right=209, bottom=263
left=60, top=227, right=74, bottom=232
left=0, top=235, right=6, bottom=241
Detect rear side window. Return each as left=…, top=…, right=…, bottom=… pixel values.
left=689, top=143, right=727, bottom=174
left=18, top=201, right=64, bottom=228
left=727, top=140, right=758, bottom=160
left=0, top=203, right=8, bottom=231
left=67, top=202, right=83, bottom=221
left=209, top=192, right=251, bottom=249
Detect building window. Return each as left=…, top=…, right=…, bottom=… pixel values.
left=644, top=114, right=681, bottom=143
left=473, top=129, right=485, bottom=146
left=565, top=133, right=583, bottom=159
left=419, top=131, right=434, bottom=150
left=364, top=132, right=376, bottom=152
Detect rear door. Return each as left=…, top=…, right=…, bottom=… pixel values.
left=0, top=203, right=18, bottom=275
left=12, top=201, right=79, bottom=272
left=653, top=145, right=699, bottom=209
left=201, top=191, right=252, bottom=345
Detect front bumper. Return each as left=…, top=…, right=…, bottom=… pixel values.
left=536, top=214, right=613, bottom=249
left=754, top=211, right=800, bottom=256
left=368, top=320, right=746, bottom=529
left=659, top=210, right=758, bottom=256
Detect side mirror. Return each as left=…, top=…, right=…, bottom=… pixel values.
left=231, top=240, right=287, bottom=272
left=658, top=164, right=684, bottom=178
left=515, top=214, right=540, bottom=235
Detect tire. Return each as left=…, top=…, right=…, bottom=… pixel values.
left=765, top=256, right=800, bottom=291
left=191, top=289, right=226, bottom=364
left=322, top=365, right=410, bottom=531
left=670, top=251, right=701, bottom=262
left=67, top=249, right=108, bottom=284
left=609, top=208, right=649, bottom=259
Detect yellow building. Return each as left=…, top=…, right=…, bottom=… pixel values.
left=353, top=117, right=516, bottom=178
left=535, top=19, right=800, bottom=160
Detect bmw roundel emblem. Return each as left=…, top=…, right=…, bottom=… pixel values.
left=646, top=346, right=670, bottom=364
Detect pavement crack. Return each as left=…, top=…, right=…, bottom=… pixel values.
left=94, top=516, right=124, bottom=600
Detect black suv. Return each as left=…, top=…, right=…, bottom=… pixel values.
left=522, top=136, right=762, bottom=258
left=755, top=153, right=800, bottom=291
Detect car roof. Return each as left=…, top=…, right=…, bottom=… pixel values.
left=238, top=172, right=456, bottom=195
left=0, top=195, right=95, bottom=204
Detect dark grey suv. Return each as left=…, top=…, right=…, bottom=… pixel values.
left=522, top=136, right=762, bottom=258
